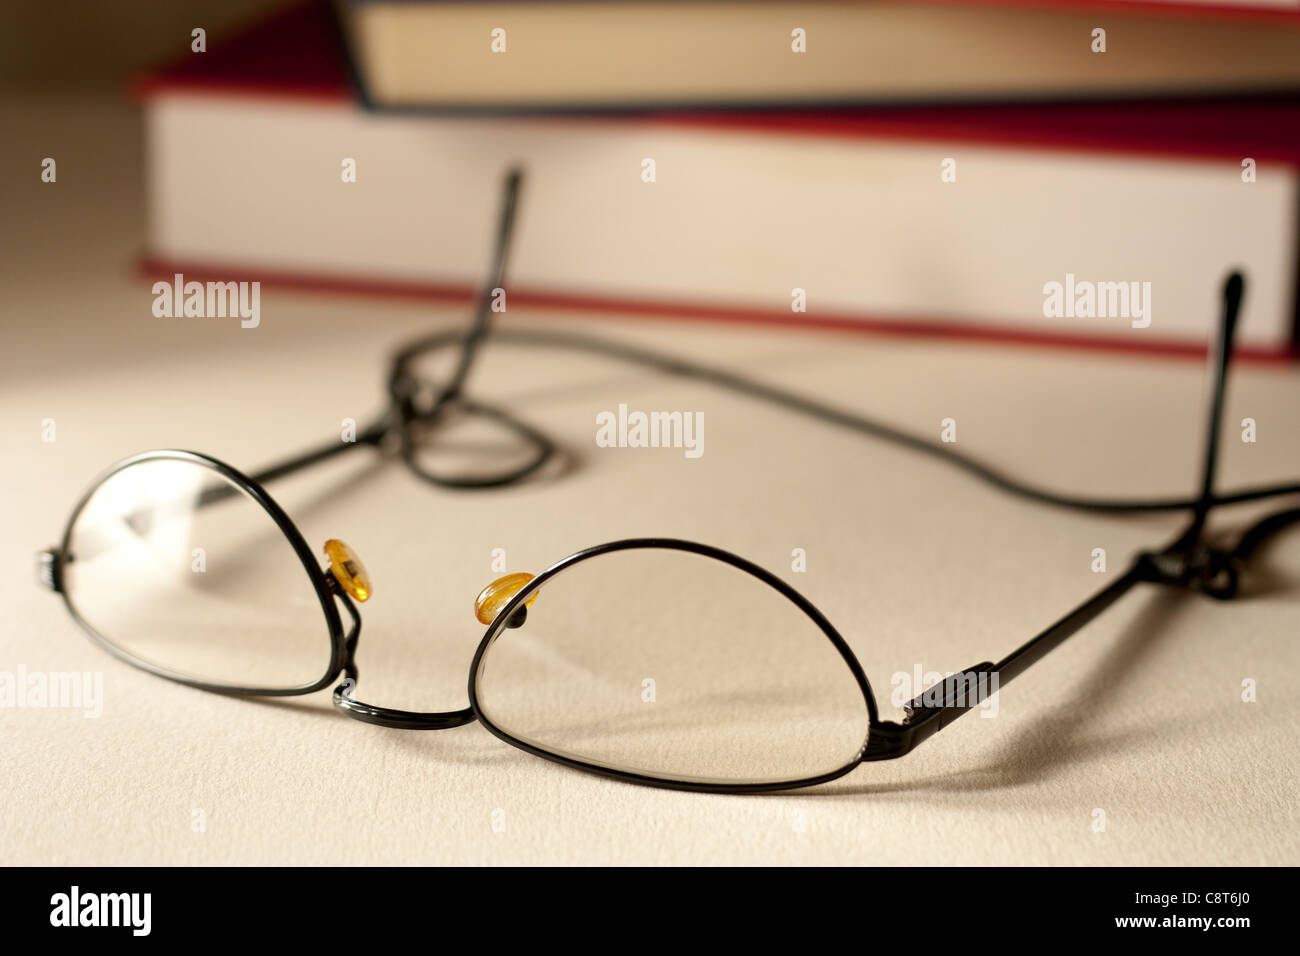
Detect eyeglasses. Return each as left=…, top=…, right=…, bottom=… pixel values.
left=40, top=172, right=1300, bottom=793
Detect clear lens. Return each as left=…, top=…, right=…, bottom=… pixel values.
left=474, top=547, right=870, bottom=786
left=62, top=457, right=333, bottom=690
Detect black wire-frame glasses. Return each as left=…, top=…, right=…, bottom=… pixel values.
left=39, top=172, right=1300, bottom=793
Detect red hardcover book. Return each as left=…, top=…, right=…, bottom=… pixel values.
left=137, top=2, right=1300, bottom=357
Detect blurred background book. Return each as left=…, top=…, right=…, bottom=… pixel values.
left=135, top=1, right=1300, bottom=357
left=340, top=0, right=1300, bottom=110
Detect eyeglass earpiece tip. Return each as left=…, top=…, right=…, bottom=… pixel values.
left=475, top=572, right=537, bottom=625
left=323, top=538, right=372, bottom=603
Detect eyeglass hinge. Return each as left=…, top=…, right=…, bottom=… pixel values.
left=1137, top=546, right=1240, bottom=600
left=860, top=721, right=912, bottom=761
left=901, top=661, right=998, bottom=725
left=37, top=548, right=63, bottom=593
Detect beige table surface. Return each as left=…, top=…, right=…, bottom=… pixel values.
left=2, top=95, right=1298, bottom=866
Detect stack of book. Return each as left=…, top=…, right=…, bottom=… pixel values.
left=137, top=0, right=1300, bottom=356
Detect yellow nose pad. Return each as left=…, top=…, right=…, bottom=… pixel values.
left=475, top=572, right=537, bottom=626
left=323, top=539, right=372, bottom=602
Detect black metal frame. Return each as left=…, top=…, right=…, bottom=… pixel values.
left=54, top=449, right=350, bottom=698
left=468, top=538, right=882, bottom=793
left=39, top=174, right=1300, bottom=794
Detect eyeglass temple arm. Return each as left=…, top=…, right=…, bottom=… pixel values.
left=869, top=272, right=1249, bottom=760
left=430, top=168, right=522, bottom=409
left=383, top=167, right=523, bottom=415
left=1172, top=271, right=1244, bottom=550
left=239, top=419, right=389, bottom=490
left=89, top=170, right=527, bottom=533
left=177, top=171, right=525, bottom=503
left=881, top=484, right=1294, bottom=760
left=221, top=167, right=527, bottom=497
left=861, top=562, right=1149, bottom=760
